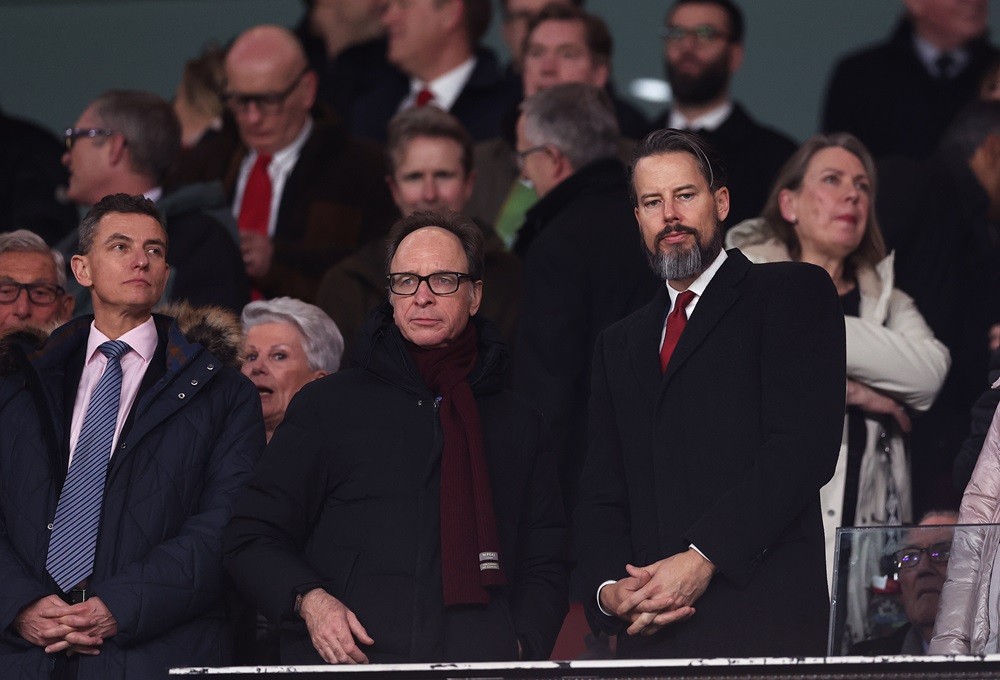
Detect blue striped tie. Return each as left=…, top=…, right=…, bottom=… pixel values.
left=46, top=340, right=131, bottom=592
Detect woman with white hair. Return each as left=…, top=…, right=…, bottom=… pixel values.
left=242, top=297, right=344, bottom=442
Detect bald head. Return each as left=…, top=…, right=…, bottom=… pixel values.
left=225, top=25, right=317, bottom=155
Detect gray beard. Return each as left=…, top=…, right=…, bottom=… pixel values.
left=650, top=243, right=704, bottom=281
left=645, top=223, right=723, bottom=281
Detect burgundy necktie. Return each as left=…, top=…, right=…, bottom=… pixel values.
left=237, top=154, right=272, bottom=236
left=415, top=86, right=435, bottom=107
left=660, top=290, right=696, bottom=373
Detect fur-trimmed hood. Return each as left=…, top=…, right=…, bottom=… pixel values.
left=0, top=302, right=245, bottom=379
left=156, top=301, right=245, bottom=370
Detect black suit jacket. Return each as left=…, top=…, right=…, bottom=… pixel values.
left=823, top=19, right=998, bottom=159
left=575, top=250, right=845, bottom=658
left=350, top=48, right=521, bottom=143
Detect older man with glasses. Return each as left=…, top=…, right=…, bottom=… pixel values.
left=0, top=229, right=74, bottom=332
left=225, top=210, right=568, bottom=665
left=222, top=24, right=396, bottom=302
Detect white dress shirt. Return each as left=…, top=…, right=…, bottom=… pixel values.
left=68, top=317, right=158, bottom=467
left=912, top=33, right=969, bottom=79
left=232, top=118, right=314, bottom=238
left=399, top=57, right=476, bottom=112
left=668, top=100, right=733, bottom=132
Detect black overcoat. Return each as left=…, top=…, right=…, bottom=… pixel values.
left=575, top=250, right=846, bottom=658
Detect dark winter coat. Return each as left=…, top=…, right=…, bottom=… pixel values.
left=223, top=305, right=569, bottom=664
left=0, top=308, right=265, bottom=679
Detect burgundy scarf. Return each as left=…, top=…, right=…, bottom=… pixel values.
left=406, top=322, right=507, bottom=605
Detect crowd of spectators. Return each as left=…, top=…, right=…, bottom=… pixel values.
left=1, top=0, right=999, bottom=675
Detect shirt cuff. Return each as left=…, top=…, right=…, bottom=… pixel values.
left=689, top=543, right=713, bottom=564
left=596, top=580, right=617, bottom=617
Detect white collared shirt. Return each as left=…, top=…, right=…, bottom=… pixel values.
left=668, top=100, right=733, bottom=132
left=143, top=187, right=163, bottom=203
left=659, top=248, right=728, bottom=349
left=399, top=57, right=477, bottom=113
left=232, top=118, right=314, bottom=238
left=912, top=33, right=969, bottom=78
left=68, top=317, right=158, bottom=467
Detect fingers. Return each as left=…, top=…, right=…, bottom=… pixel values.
left=893, top=405, right=912, bottom=433
left=651, top=605, right=695, bottom=628
left=626, top=611, right=657, bottom=636
left=314, top=634, right=369, bottom=665
left=347, top=611, right=375, bottom=646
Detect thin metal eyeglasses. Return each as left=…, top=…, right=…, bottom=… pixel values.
left=64, top=127, right=114, bottom=150
left=659, top=25, right=729, bottom=46
left=0, top=281, right=64, bottom=305
left=387, top=272, right=474, bottom=296
left=894, top=542, right=951, bottom=570
left=222, top=67, right=310, bottom=115
left=515, top=145, right=551, bottom=169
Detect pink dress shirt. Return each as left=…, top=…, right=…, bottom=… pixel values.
left=67, top=317, right=158, bottom=467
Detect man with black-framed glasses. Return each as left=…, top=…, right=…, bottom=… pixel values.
left=225, top=210, right=568, bottom=664
left=222, top=24, right=396, bottom=302
left=0, top=229, right=74, bottom=332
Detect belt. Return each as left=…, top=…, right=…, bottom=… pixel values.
left=66, top=588, right=90, bottom=605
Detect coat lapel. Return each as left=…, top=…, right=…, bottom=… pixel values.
left=627, top=286, right=671, bottom=403
left=661, top=250, right=751, bottom=387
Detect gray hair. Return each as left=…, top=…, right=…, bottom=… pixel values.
left=0, top=229, right=67, bottom=288
left=520, top=82, right=619, bottom=170
left=241, top=296, right=344, bottom=373
left=91, top=90, right=181, bottom=184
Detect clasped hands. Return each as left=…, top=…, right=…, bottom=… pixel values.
left=15, top=594, right=118, bottom=656
left=600, top=548, right=715, bottom=636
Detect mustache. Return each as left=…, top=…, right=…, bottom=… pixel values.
left=654, top=224, right=699, bottom=248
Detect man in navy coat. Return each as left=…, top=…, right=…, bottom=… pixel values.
left=575, top=130, right=845, bottom=658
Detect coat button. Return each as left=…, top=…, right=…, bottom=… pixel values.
left=417, top=399, right=423, bottom=406
left=190, top=379, right=199, bottom=386
left=47, top=523, right=53, bottom=530
left=120, top=443, right=127, bottom=450
left=206, top=364, right=215, bottom=371
left=178, top=393, right=186, bottom=399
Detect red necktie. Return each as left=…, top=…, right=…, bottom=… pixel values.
left=415, top=87, right=435, bottom=107
left=660, top=290, right=696, bottom=373
left=237, top=154, right=272, bottom=236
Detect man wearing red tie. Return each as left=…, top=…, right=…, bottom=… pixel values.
left=575, top=129, right=846, bottom=658
left=224, top=25, right=396, bottom=301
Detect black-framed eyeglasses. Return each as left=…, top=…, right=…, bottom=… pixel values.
left=515, top=145, right=551, bottom=169
left=659, top=25, right=729, bottom=46
left=387, top=271, right=474, bottom=296
left=64, top=127, right=114, bottom=150
left=0, top=281, right=64, bottom=305
left=222, top=67, right=310, bottom=115
left=894, top=542, right=951, bottom=570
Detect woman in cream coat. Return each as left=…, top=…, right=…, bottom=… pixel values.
left=726, top=134, right=950, bottom=610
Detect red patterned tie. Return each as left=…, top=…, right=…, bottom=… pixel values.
left=660, top=290, right=696, bottom=373
left=237, top=154, right=272, bottom=237
left=415, top=86, right=435, bottom=107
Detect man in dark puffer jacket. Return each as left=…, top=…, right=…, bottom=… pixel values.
left=0, top=193, right=264, bottom=679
